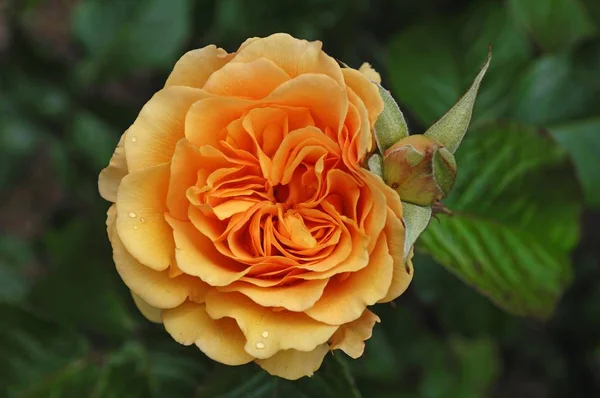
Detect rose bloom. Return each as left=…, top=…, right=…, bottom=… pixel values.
left=99, top=33, right=412, bottom=380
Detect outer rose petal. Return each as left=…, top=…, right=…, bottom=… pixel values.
left=131, top=292, right=162, bottom=324
left=125, top=86, right=209, bottom=172
left=116, top=163, right=173, bottom=271
left=232, top=33, right=345, bottom=88
left=266, top=74, right=348, bottom=134
left=165, top=45, right=232, bottom=88
left=106, top=204, right=117, bottom=241
left=329, top=309, right=379, bottom=359
left=342, top=68, right=384, bottom=127
left=98, top=132, right=128, bottom=202
left=163, top=301, right=254, bottom=366
left=217, top=278, right=329, bottom=312
left=255, top=344, right=329, bottom=380
left=358, top=62, right=382, bottom=84
left=304, top=234, right=393, bottom=325
left=203, top=58, right=290, bottom=99
left=204, top=291, right=337, bottom=359
left=379, top=209, right=412, bottom=303
left=111, top=224, right=200, bottom=309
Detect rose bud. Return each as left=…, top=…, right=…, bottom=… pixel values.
left=382, top=134, right=457, bottom=206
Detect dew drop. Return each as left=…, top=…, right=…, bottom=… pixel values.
left=133, top=226, right=138, bottom=230
left=256, top=342, right=265, bottom=349
left=261, top=331, right=269, bottom=339
left=140, top=217, right=146, bottom=223
left=131, top=137, right=137, bottom=143
left=128, top=211, right=137, bottom=218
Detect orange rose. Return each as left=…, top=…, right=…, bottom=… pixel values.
left=99, top=33, right=412, bottom=380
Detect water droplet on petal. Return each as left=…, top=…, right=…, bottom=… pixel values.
left=128, top=212, right=137, bottom=218
left=133, top=226, right=138, bottom=230
left=140, top=217, right=146, bottom=223
left=256, top=342, right=265, bottom=349
left=261, top=331, right=269, bottom=339
left=131, top=137, right=137, bottom=143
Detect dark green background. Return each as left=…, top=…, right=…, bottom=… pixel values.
left=1, top=0, right=599, bottom=397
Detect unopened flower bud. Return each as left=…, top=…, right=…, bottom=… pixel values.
left=382, top=135, right=457, bottom=206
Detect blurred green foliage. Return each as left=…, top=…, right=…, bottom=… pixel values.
left=1, top=0, right=599, bottom=396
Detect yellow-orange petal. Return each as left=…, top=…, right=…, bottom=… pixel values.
left=166, top=215, right=246, bottom=286
left=203, top=58, right=290, bottom=99
left=106, top=204, right=117, bottom=241
left=111, top=225, right=195, bottom=309
left=304, top=234, right=393, bottom=325
left=343, top=68, right=384, bottom=126
left=125, top=86, right=209, bottom=172
left=329, top=309, right=380, bottom=359
left=204, top=291, right=337, bottom=359
left=217, top=278, right=328, bottom=312
left=166, top=139, right=222, bottom=220
left=163, top=301, right=254, bottom=366
left=380, top=242, right=413, bottom=303
left=185, top=96, right=252, bottom=148
left=266, top=74, right=348, bottom=134
left=165, top=45, right=232, bottom=88
left=131, top=292, right=163, bottom=323
left=98, top=132, right=128, bottom=202
left=358, top=62, right=382, bottom=84
left=232, top=33, right=344, bottom=88
left=255, top=344, right=329, bottom=380
left=116, top=163, right=173, bottom=271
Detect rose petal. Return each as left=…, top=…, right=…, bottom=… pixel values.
left=166, top=215, right=246, bottom=286
left=266, top=74, right=348, bottom=134
left=99, top=132, right=128, bottom=202
left=232, top=33, right=344, bottom=88
left=342, top=68, right=384, bottom=126
left=116, top=163, right=173, bottom=271
left=131, top=292, right=162, bottom=323
left=163, top=301, right=254, bottom=365
left=106, top=204, right=117, bottom=241
left=111, top=224, right=199, bottom=309
left=217, top=278, right=328, bottom=312
left=185, top=97, right=252, bottom=148
left=204, top=291, right=337, bottom=359
left=358, top=62, right=382, bottom=84
left=125, top=86, right=209, bottom=172
left=165, top=45, right=232, bottom=88
left=304, top=233, right=393, bottom=325
left=166, top=139, right=203, bottom=220
left=203, top=58, right=290, bottom=98
left=255, top=344, right=329, bottom=380
left=379, top=214, right=413, bottom=303
left=329, top=309, right=379, bottom=359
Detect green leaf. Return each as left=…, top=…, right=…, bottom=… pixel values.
left=71, top=111, right=119, bottom=171
left=374, top=84, right=409, bottom=153
left=509, top=54, right=598, bottom=125
left=71, top=0, right=192, bottom=82
left=550, top=118, right=600, bottom=208
left=509, top=0, right=597, bottom=52
left=29, top=219, right=137, bottom=338
left=366, top=153, right=383, bottom=178
left=402, top=203, right=432, bottom=259
left=196, top=364, right=276, bottom=398
left=0, top=236, right=35, bottom=304
left=0, top=304, right=95, bottom=398
left=387, top=3, right=531, bottom=126
left=424, top=52, right=490, bottom=154
left=90, top=341, right=208, bottom=398
left=418, top=124, right=581, bottom=318
left=283, top=354, right=361, bottom=398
